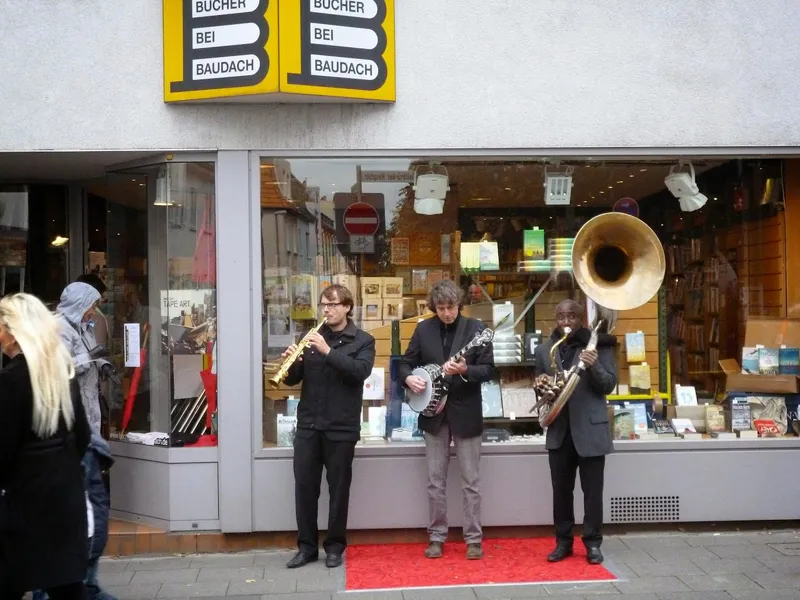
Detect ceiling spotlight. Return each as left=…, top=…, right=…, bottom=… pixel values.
left=413, top=164, right=449, bottom=215
left=543, top=165, right=574, bottom=205
left=665, top=160, right=707, bottom=212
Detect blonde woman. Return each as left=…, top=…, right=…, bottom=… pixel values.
left=0, top=293, right=90, bottom=600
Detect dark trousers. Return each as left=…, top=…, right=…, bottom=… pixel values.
left=548, top=431, right=605, bottom=548
left=293, top=429, right=356, bottom=556
left=82, top=451, right=114, bottom=600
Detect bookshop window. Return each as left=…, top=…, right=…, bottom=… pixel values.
left=99, top=162, right=218, bottom=448
left=259, top=156, right=787, bottom=448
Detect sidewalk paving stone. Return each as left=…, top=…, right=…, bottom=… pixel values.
left=91, top=528, right=800, bottom=599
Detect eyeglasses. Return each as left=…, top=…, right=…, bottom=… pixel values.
left=319, top=302, right=343, bottom=309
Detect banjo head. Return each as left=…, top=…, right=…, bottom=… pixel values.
left=406, top=367, right=433, bottom=412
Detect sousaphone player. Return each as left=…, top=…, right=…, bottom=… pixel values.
left=535, top=212, right=666, bottom=565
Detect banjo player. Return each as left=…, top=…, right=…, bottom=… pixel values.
left=397, top=279, right=496, bottom=560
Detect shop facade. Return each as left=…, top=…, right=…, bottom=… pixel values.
left=2, top=1, right=800, bottom=535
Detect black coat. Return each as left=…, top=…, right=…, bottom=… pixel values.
left=397, top=314, right=495, bottom=439
left=285, top=320, right=376, bottom=441
left=0, top=355, right=90, bottom=591
left=534, top=328, right=616, bottom=457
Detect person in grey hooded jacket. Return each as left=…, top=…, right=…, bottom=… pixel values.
left=56, top=282, right=109, bottom=435
left=51, top=282, right=119, bottom=600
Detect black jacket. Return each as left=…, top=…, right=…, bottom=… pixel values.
left=285, top=320, right=376, bottom=441
left=534, top=328, right=616, bottom=457
left=0, top=355, right=90, bottom=592
left=397, top=314, right=495, bottom=439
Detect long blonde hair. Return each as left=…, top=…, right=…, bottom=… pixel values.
left=0, top=293, right=76, bottom=437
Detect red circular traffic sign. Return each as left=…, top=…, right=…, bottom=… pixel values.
left=343, top=202, right=380, bottom=236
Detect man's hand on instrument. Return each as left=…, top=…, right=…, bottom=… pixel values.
left=580, top=348, right=598, bottom=366
left=307, top=332, right=331, bottom=355
left=282, top=344, right=301, bottom=362
left=405, top=375, right=427, bottom=393
left=443, top=357, right=468, bottom=376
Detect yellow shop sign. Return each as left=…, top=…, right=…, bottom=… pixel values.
left=163, top=0, right=396, bottom=103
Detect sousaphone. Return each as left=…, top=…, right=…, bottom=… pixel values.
left=534, top=212, right=666, bottom=427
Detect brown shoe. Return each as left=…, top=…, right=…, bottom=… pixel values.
left=466, top=543, right=483, bottom=560
left=424, top=541, right=443, bottom=559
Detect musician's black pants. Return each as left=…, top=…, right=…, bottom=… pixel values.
left=548, top=431, right=605, bottom=549
left=293, top=428, right=356, bottom=556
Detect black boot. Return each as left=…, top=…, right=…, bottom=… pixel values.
left=586, top=546, right=604, bottom=564
left=287, top=551, right=318, bottom=568
left=547, top=543, right=574, bottom=562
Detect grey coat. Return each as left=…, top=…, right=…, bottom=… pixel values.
left=56, top=282, right=104, bottom=437
left=534, top=332, right=616, bottom=457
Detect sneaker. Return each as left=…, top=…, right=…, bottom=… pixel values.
left=466, top=543, right=483, bottom=560
left=424, top=541, right=443, bottom=558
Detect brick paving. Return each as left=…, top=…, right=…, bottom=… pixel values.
left=93, top=529, right=800, bottom=599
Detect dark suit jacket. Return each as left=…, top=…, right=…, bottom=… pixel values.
left=397, top=314, right=495, bottom=439
left=534, top=330, right=616, bottom=457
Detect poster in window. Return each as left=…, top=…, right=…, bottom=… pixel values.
left=391, top=237, right=409, bottom=265
left=160, top=289, right=216, bottom=355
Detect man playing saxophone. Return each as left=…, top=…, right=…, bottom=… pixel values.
left=281, top=284, right=376, bottom=570
left=534, top=299, right=616, bottom=565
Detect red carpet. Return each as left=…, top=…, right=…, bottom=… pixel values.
left=344, top=538, right=617, bottom=591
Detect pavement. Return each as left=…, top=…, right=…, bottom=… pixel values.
left=94, top=529, right=800, bottom=600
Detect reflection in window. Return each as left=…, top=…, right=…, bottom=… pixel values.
left=260, top=157, right=788, bottom=448
left=99, top=162, right=218, bottom=448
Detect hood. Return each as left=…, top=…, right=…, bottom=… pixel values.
left=57, top=282, right=101, bottom=326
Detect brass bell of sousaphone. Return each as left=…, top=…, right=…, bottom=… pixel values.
left=534, top=212, right=666, bottom=427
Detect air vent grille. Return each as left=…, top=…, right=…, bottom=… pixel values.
left=610, top=495, right=680, bottom=522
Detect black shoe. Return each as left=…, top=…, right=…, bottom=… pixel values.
left=547, top=544, right=574, bottom=562
left=586, top=547, right=604, bottom=564
left=287, top=551, right=318, bottom=568
left=326, top=553, right=343, bottom=568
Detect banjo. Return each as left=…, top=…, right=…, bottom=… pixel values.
left=405, top=327, right=496, bottom=418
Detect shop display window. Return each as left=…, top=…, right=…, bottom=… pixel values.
left=259, top=156, right=790, bottom=449
left=90, top=162, right=218, bottom=448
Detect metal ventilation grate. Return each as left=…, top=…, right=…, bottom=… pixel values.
left=610, top=495, right=680, bottom=522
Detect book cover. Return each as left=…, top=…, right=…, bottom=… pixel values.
left=290, top=274, right=317, bottom=321
left=276, top=414, right=297, bottom=447
left=670, top=417, right=696, bottom=434
left=758, top=347, right=779, bottom=375
left=674, top=384, right=698, bottom=406
left=363, top=368, right=385, bottom=400
left=652, top=418, right=673, bottom=434
left=624, top=402, right=648, bottom=435
left=625, top=331, right=647, bottom=363
left=481, top=379, right=504, bottom=418
left=730, top=398, right=751, bottom=431
left=704, top=405, right=726, bottom=433
left=778, top=346, right=800, bottom=375
left=479, top=241, right=500, bottom=271
left=523, top=228, right=545, bottom=260
left=613, top=408, right=637, bottom=440
left=741, top=346, right=759, bottom=374
left=629, top=364, right=651, bottom=394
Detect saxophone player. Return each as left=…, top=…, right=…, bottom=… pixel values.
left=397, top=280, right=496, bottom=560
left=282, top=284, right=376, bottom=570
left=535, top=299, right=616, bottom=565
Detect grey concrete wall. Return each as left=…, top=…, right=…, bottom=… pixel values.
left=2, top=1, right=800, bottom=151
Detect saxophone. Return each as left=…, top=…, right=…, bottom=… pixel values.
left=267, top=318, right=328, bottom=389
